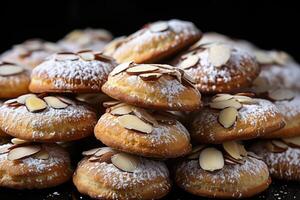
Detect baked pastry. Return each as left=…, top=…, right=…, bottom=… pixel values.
left=0, top=140, right=72, bottom=189
left=172, top=42, right=260, bottom=93
left=107, top=19, right=201, bottom=63
left=250, top=138, right=300, bottom=181
left=94, top=102, right=191, bottom=158
left=58, top=28, right=113, bottom=52
left=0, top=61, right=30, bottom=98
left=73, top=147, right=171, bottom=199
left=190, top=93, right=285, bottom=144
left=102, top=62, right=201, bottom=111
left=29, top=50, right=117, bottom=93
left=0, top=39, right=61, bottom=68
left=0, top=94, right=97, bottom=142
left=175, top=142, right=271, bottom=198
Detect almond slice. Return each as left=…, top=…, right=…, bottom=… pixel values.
left=187, top=145, right=206, bottom=159
left=282, top=136, right=300, bottom=148
left=17, top=94, right=37, bottom=104
left=118, top=114, right=153, bottom=134
left=233, top=95, right=257, bottom=104
left=8, top=145, right=41, bottom=161
left=94, top=147, right=115, bottom=157
left=212, top=94, right=233, bottom=102
left=179, top=55, right=199, bottom=69
left=44, top=96, right=68, bottom=109
left=208, top=44, right=231, bottom=67
left=235, top=92, right=256, bottom=98
left=4, top=99, right=17, bottom=105
left=0, top=145, right=12, bottom=154
left=224, top=154, right=245, bottom=165
left=223, top=141, right=243, bottom=160
left=150, top=22, right=168, bottom=32
left=110, top=104, right=133, bottom=116
left=92, top=151, right=115, bottom=163
left=209, top=98, right=242, bottom=110
left=79, top=52, right=95, bottom=61
left=82, top=148, right=102, bottom=156
left=238, top=143, right=248, bottom=157
left=271, top=140, right=288, bottom=150
left=34, top=150, right=49, bottom=160
left=199, top=147, right=224, bottom=172
left=139, top=73, right=162, bottom=81
left=11, top=138, right=30, bottom=145
left=110, top=61, right=132, bottom=76
left=56, top=96, right=75, bottom=105
left=55, top=53, right=79, bottom=61
left=218, top=107, right=238, bottom=128
left=132, top=107, right=158, bottom=126
left=252, top=77, right=271, bottom=93
left=265, top=141, right=286, bottom=153
left=0, top=65, right=24, bottom=76
left=111, top=153, right=139, bottom=172
left=25, top=96, right=47, bottom=112
left=126, top=64, right=159, bottom=75
left=103, top=101, right=121, bottom=108
left=255, top=50, right=273, bottom=64
left=268, top=89, right=295, bottom=101
left=247, top=152, right=263, bottom=160
left=182, top=71, right=196, bottom=85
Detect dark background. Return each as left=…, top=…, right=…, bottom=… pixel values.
left=1, top=0, right=299, bottom=61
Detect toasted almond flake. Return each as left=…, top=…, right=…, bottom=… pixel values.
left=179, top=55, right=199, bottom=69
left=25, top=96, right=47, bottom=112
left=44, top=96, right=68, bottom=109
left=82, top=148, right=101, bottom=156
left=208, top=44, right=231, bottom=67
left=224, top=154, right=245, bottom=165
left=117, top=114, right=153, bottom=134
left=139, top=73, right=162, bottom=81
left=132, top=107, right=158, bottom=126
left=126, top=64, right=159, bottom=75
left=94, top=147, right=115, bottom=157
left=238, top=143, right=248, bottom=157
left=209, top=98, right=242, bottom=110
left=271, top=51, right=290, bottom=65
left=212, top=94, right=233, bottom=102
left=268, top=89, right=295, bottom=101
left=266, top=142, right=286, bottom=153
left=103, top=101, right=120, bottom=108
left=199, top=147, right=224, bottom=171
left=235, top=92, right=255, bottom=97
left=110, top=104, right=133, bottom=116
left=247, top=152, right=263, bottom=160
left=0, top=65, right=24, bottom=76
left=110, top=61, right=132, bottom=76
left=218, top=107, right=238, bottom=128
left=56, top=96, right=75, bottom=105
left=4, top=99, right=17, bottom=105
left=0, top=145, right=11, bottom=154
left=271, top=140, right=288, bottom=150
left=78, top=52, right=95, bottom=61
left=255, top=50, right=274, bottom=64
left=8, top=145, right=41, bottom=161
left=154, top=64, right=175, bottom=70
left=149, top=22, right=168, bottom=32
left=55, top=53, right=79, bottom=61
left=233, top=95, right=257, bottom=104
left=187, top=145, right=206, bottom=159
left=34, top=150, right=49, bottom=160
left=17, top=94, right=37, bottom=104
left=95, top=53, right=114, bottom=62
left=111, top=153, right=139, bottom=172
left=223, top=141, right=243, bottom=160
left=182, top=71, right=196, bottom=85
left=96, top=151, right=115, bottom=163
left=252, top=77, right=271, bottom=93
left=282, top=136, right=300, bottom=148
left=11, top=138, right=29, bottom=145
left=225, top=158, right=237, bottom=165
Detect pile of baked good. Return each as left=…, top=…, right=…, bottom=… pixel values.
left=0, top=19, right=300, bottom=199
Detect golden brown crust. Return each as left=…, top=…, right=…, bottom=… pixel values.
left=0, top=100, right=97, bottom=142
left=109, top=19, right=201, bottom=64
left=190, top=99, right=285, bottom=144
left=73, top=157, right=171, bottom=200
left=0, top=143, right=72, bottom=189
left=94, top=113, right=191, bottom=158
left=175, top=157, right=271, bottom=198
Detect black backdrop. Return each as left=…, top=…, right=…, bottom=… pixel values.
left=1, top=0, right=299, bottom=60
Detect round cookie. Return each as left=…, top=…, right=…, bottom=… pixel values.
left=0, top=39, right=61, bottom=68
left=58, top=28, right=113, bottom=52
left=29, top=51, right=117, bottom=93
left=0, top=141, right=72, bottom=189
left=250, top=138, right=300, bottom=181
left=102, top=62, right=202, bottom=111
left=108, top=19, right=201, bottom=63
left=190, top=94, right=285, bottom=144
left=94, top=102, right=192, bottom=158
left=0, top=94, right=97, bottom=142
left=73, top=148, right=171, bottom=200
left=0, top=61, right=30, bottom=99
left=172, top=42, right=260, bottom=93
left=175, top=143, right=271, bottom=198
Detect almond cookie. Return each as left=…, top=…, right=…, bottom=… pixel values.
left=190, top=94, right=285, bottom=144
left=0, top=39, right=61, bottom=68
left=102, top=62, right=201, bottom=111
left=250, top=138, right=300, bottom=181
left=29, top=51, right=117, bottom=93
left=172, top=42, right=260, bottom=93
left=0, top=94, right=97, bottom=142
left=94, top=102, right=191, bottom=158
left=107, top=19, right=201, bottom=63
left=175, top=142, right=271, bottom=198
left=0, top=141, right=72, bottom=189
left=0, top=61, right=30, bottom=98
left=58, top=28, right=113, bottom=52
left=73, top=148, right=171, bottom=200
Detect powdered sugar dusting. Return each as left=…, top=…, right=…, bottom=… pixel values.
left=274, top=91, right=300, bottom=118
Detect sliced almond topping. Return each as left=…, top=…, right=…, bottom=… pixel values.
left=199, top=147, right=224, bottom=171
left=209, top=98, right=242, bottom=110
left=95, top=151, right=115, bottom=163
left=223, top=141, right=243, bottom=160
left=126, top=64, right=159, bottom=75
left=4, top=99, right=17, bottom=105
left=208, top=44, right=231, bottom=67
left=224, top=154, right=245, bottom=165
left=110, top=104, right=133, bottom=116
left=235, top=92, right=255, bottom=98
left=103, top=101, right=121, bottom=108
left=79, top=52, right=95, bottom=61
left=266, top=141, right=286, bottom=153
left=149, top=22, right=168, bottom=32
left=44, top=96, right=68, bottom=109
left=268, top=89, right=295, bottom=101
left=11, top=138, right=29, bottom=145
left=111, top=153, right=139, bottom=172
left=271, top=51, right=290, bottom=65
left=110, top=61, right=132, bottom=76
left=212, top=94, right=233, bottom=102
left=55, top=53, right=79, bottom=61
left=252, top=77, right=271, bottom=93
left=117, top=114, right=153, bottom=134
left=139, top=73, right=162, bottom=81
left=0, top=65, right=24, bottom=76
left=271, top=140, right=288, bottom=150
left=25, top=96, right=47, bottom=112
left=182, top=71, right=196, bottom=85
left=94, top=147, right=115, bottom=157
left=132, top=107, right=158, bottom=126
left=282, top=136, right=300, bottom=148
left=56, top=96, right=75, bottom=105
left=218, top=107, right=238, bottom=128
left=238, top=143, right=248, bottom=157
left=179, top=55, right=199, bottom=69
left=34, top=150, right=49, bottom=160
left=247, top=152, right=263, bottom=160
left=233, top=95, right=257, bottom=104
left=17, top=94, right=37, bottom=104
left=8, top=145, right=41, bottom=161
left=0, top=145, right=12, bottom=154
left=255, top=50, right=273, bottom=64
left=82, top=147, right=102, bottom=156
left=187, top=145, right=206, bottom=159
